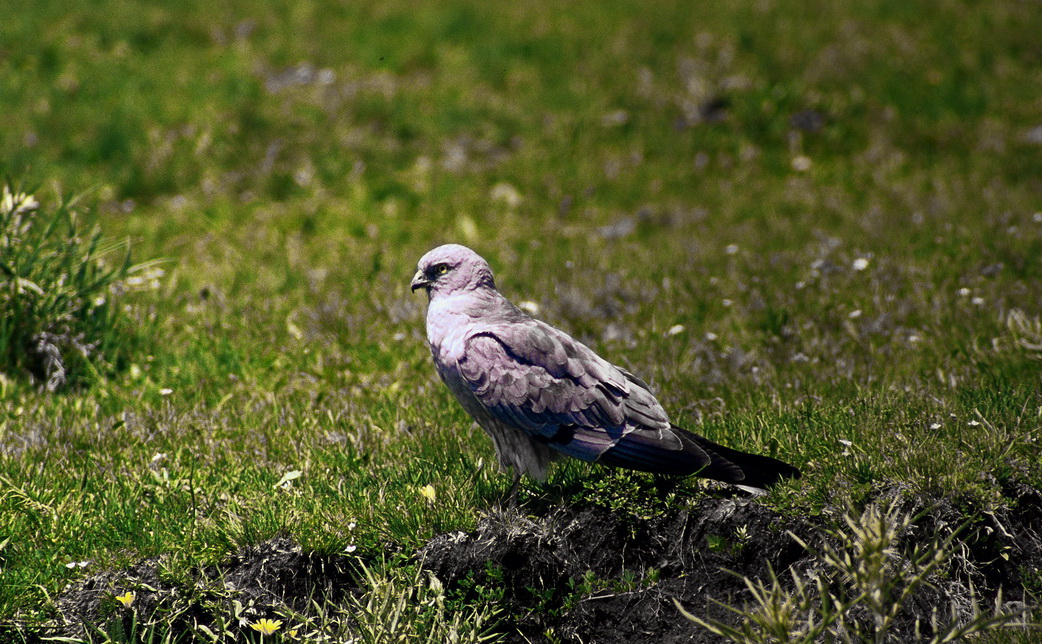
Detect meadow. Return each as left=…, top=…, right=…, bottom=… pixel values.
left=1, top=0, right=1041, bottom=641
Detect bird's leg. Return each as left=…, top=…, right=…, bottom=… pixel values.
left=501, top=472, right=522, bottom=508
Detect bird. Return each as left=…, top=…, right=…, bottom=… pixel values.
left=410, top=243, right=800, bottom=496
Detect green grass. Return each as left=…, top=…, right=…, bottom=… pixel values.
left=0, top=185, right=162, bottom=391
left=2, top=0, right=1041, bottom=638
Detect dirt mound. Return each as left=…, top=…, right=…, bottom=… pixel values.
left=421, top=497, right=809, bottom=643
left=55, top=537, right=358, bottom=639
left=420, top=488, right=1041, bottom=643
left=49, top=483, right=1041, bottom=642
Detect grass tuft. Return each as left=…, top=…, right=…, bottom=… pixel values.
left=679, top=502, right=1035, bottom=643
left=1006, top=310, right=1042, bottom=361
left=348, top=561, right=503, bottom=644
left=0, top=184, right=162, bottom=389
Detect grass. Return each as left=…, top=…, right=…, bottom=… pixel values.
left=1, top=0, right=1041, bottom=639
left=0, top=184, right=161, bottom=391
left=680, top=502, right=1030, bottom=643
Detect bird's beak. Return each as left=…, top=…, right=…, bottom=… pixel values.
left=410, top=270, right=430, bottom=292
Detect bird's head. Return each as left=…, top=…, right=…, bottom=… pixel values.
left=411, top=244, right=496, bottom=298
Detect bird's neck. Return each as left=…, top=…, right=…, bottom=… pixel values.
left=425, top=288, right=511, bottom=350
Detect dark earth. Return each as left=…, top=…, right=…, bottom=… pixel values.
left=48, top=479, right=1042, bottom=643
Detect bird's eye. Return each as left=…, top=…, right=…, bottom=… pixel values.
left=433, top=263, right=450, bottom=276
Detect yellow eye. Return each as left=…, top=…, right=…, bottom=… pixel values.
left=434, top=264, right=449, bottom=275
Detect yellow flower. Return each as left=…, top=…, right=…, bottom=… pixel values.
left=114, top=591, right=135, bottom=608
left=250, top=618, right=283, bottom=635
left=419, top=484, right=436, bottom=503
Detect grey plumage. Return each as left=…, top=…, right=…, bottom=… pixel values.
left=411, top=244, right=800, bottom=490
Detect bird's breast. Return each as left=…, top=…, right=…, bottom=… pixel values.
left=425, top=297, right=479, bottom=359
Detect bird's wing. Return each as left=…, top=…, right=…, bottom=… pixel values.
left=455, top=318, right=699, bottom=466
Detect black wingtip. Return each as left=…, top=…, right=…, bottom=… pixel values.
left=677, top=425, right=801, bottom=488
left=593, top=424, right=800, bottom=488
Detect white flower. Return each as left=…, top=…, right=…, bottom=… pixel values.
left=489, top=183, right=522, bottom=208
left=791, top=155, right=812, bottom=171
left=848, top=309, right=862, bottom=319
left=930, top=423, right=941, bottom=430
left=852, top=257, right=870, bottom=271
left=838, top=438, right=853, bottom=457
left=725, top=244, right=739, bottom=255
left=666, top=324, right=685, bottom=336
left=345, top=544, right=357, bottom=553
left=518, top=300, right=541, bottom=315
left=274, top=470, right=302, bottom=489
left=1, top=186, right=39, bottom=214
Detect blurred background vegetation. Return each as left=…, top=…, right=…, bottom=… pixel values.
left=1, top=0, right=1041, bottom=637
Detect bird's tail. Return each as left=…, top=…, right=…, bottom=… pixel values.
left=673, top=425, right=801, bottom=489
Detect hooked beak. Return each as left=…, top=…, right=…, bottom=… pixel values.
left=410, top=270, right=430, bottom=292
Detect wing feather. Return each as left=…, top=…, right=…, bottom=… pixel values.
left=455, top=320, right=670, bottom=462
